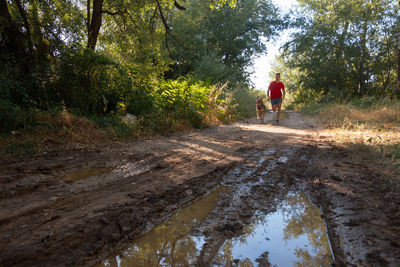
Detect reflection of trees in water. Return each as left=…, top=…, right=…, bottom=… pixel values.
left=102, top=217, right=199, bottom=266
left=212, top=192, right=332, bottom=267
left=213, top=240, right=255, bottom=267
left=99, top=187, right=228, bottom=267
left=211, top=217, right=272, bottom=267
left=100, top=189, right=331, bottom=267
left=121, top=225, right=199, bottom=266
left=281, top=193, right=332, bottom=267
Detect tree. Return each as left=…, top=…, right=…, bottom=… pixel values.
left=167, top=0, right=285, bottom=83
left=398, top=0, right=400, bottom=97
left=283, top=0, right=399, bottom=102
left=0, top=0, right=32, bottom=72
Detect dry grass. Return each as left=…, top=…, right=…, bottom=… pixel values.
left=0, top=110, right=122, bottom=156
left=315, top=102, right=400, bottom=130
left=303, top=99, right=400, bottom=172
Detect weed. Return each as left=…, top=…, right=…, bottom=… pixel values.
left=6, top=140, right=37, bottom=155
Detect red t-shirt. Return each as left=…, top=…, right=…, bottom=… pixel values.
left=268, top=81, right=285, bottom=99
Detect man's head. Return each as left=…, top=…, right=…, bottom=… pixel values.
left=275, top=73, right=281, bottom=82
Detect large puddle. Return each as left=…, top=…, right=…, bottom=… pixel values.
left=96, top=189, right=332, bottom=267
left=96, top=148, right=333, bottom=266
left=212, top=192, right=333, bottom=266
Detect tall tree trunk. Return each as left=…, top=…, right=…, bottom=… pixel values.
left=398, top=34, right=400, bottom=96
left=87, top=0, right=104, bottom=50
left=358, top=20, right=368, bottom=96
left=398, top=0, right=400, bottom=97
left=398, top=1, right=400, bottom=97
left=335, top=21, right=349, bottom=97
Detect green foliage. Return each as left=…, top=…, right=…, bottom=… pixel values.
left=282, top=0, right=399, bottom=105
left=1, top=0, right=281, bottom=141
left=228, top=84, right=258, bottom=119
left=90, top=113, right=133, bottom=137
left=57, top=49, right=113, bottom=113
left=168, top=0, right=284, bottom=83
left=0, top=99, right=30, bottom=132
left=209, top=0, right=238, bottom=9
left=148, top=78, right=210, bottom=129
left=6, top=140, right=37, bottom=155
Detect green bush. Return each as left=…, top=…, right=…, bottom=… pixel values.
left=89, top=114, right=133, bottom=138
left=230, top=84, right=257, bottom=119
left=152, top=77, right=210, bottom=128
left=0, top=99, right=35, bottom=133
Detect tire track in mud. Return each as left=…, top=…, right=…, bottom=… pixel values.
left=302, top=145, right=400, bottom=266
left=98, top=141, right=400, bottom=267
left=194, top=146, right=301, bottom=266
left=97, top=145, right=325, bottom=267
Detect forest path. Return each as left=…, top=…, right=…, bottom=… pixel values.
left=1, top=111, right=399, bottom=266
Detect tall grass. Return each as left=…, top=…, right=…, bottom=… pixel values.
left=301, top=97, right=400, bottom=170
left=302, top=97, right=400, bottom=129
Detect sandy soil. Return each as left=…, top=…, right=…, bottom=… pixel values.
left=1, top=111, right=399, bottom=266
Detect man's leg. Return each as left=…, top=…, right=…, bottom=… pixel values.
left=277, top=102, right=282, bottom=120
left=272, top=104, right=277, bottom=112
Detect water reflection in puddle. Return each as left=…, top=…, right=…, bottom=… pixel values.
left=213, top=192, right=333, bottom=266
left=96, top=188, right=332, bottom=267
left=96, top=186, right=229, bottom=267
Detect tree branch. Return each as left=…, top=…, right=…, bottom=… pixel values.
left=149, top=5, right=158, bottom=33
left=156, top=0, right=172, bottom=58
left=174, top=0, right=186, bottom=10
left=156, top=0, right=170, bottom=31
left=155, top=0, right=197, bottom=57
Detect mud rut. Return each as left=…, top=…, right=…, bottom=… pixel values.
left=1, top=111, right=399, bottom=266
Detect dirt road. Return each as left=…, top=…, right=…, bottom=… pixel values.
left=1, top=111, right=399, bottom=266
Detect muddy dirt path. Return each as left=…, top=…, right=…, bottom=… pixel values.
left=1, top=111, right=399, bottom=266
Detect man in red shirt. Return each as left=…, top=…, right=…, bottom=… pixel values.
left=267, top=73, right=285, bottom=124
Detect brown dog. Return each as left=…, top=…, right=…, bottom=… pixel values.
left=256, top=97, right=266, bottom=123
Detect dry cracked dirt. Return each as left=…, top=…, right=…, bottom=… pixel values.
left=1, top=111, right=400, bottom=266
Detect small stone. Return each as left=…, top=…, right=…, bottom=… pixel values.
left=123, top=113, right=137, bottom=125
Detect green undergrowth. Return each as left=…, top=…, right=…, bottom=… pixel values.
left=0, top=79, right=258, bottom=156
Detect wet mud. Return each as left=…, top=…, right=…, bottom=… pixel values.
left=97, top=147, right=333, bottom=266
left=1, top=111, right=399, bottom=266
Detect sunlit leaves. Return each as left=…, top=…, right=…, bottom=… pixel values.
left=209, top=0, right=237, bottom=9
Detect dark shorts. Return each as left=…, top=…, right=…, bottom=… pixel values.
left=271, top=98, right=282, bottom=106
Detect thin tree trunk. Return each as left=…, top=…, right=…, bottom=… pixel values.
left=14, top=0, right=33, bottom=54
left=398, top=1, right=400, bottom=96
left=87, top=0, right=104, bottom=50
left=398, top=26, right=400, bottom=96
left=358, top=20, right=368, bottom=96
left=335, top=21, right=349, bottom=94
